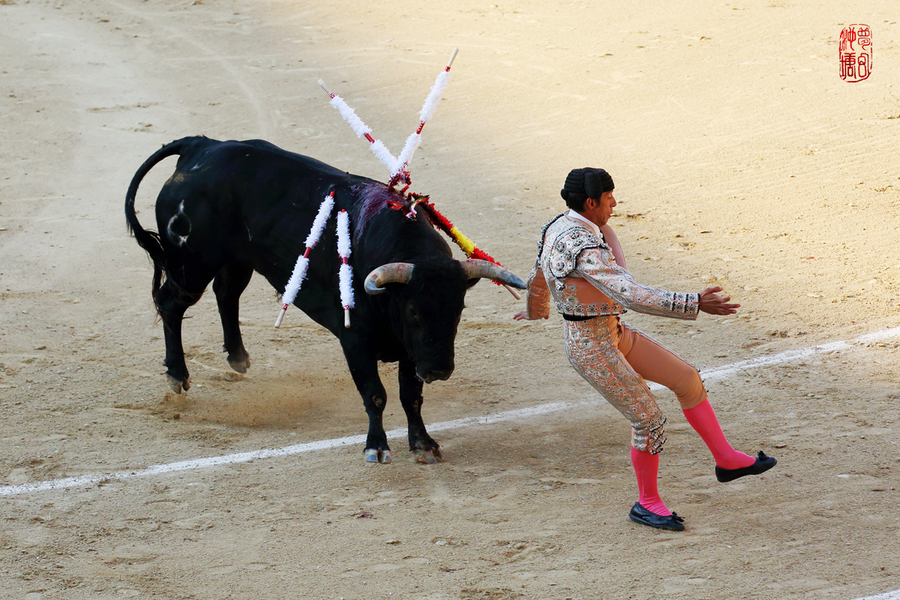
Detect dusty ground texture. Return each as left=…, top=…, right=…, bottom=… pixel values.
left=1, top=0, right=899, bottom=598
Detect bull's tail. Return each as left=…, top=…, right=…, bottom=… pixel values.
left=124, top=138, right=194, bottom=299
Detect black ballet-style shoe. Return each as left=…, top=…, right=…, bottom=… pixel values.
left=715, top=451, right=777, bottom=483
left=628, top=502, right=685, bottom=531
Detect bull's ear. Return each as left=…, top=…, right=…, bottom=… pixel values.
left=465, top=277, right=481, bottom=290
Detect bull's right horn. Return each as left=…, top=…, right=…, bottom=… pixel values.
left=364, top=262, right=415, bottom=295
left=460, top=259, right=527, bottom=290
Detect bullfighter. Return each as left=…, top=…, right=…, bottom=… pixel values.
left=514, top=167, right=776, bottom=531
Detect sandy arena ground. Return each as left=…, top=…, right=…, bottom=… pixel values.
left=1, top=0, right=899, bottom=598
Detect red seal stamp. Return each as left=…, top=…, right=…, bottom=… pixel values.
left=839, top=24, right=872, bottom=82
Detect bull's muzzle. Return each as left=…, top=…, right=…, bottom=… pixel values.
left=418, top=366, right=454, bottom=384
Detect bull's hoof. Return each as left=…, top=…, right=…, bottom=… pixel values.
left=364, top=449, right=392, bottom=464
left=166, top=374, right=190, bottom=394
left=227, top=355, right=250, bottom=374
left=413, top=447, right=445, bottom=464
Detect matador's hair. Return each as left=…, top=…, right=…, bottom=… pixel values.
left=560, top=167, right=615, bottom=211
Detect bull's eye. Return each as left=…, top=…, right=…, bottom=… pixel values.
left=407, top=305, right=421, bottom=324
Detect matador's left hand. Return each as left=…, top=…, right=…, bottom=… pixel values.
left=699, top=286, right=740, bottom=315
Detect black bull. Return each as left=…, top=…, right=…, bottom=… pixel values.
left=125, top=136, right=526, bottom=464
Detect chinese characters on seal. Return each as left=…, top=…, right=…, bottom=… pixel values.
left=839, top=24, right=872, bottom=83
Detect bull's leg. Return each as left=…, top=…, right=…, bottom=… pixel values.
left=398, top=359, right=444, bottom=464
left=155, top=279, right=205, bottom=394
left=213, top=262, right=254, bottom=373
left=341, top=346, right=392, bottom=463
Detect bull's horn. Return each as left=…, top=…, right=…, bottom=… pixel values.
left=364, top=262, right=415, bottom=295
left=461, top=259, right=527, bottom=290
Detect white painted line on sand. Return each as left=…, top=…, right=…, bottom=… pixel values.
left=852, top=591, right=900, bottom=600
left=2, top=326, right=898, bottom=498
left=0, top=402, right=577, bottom=497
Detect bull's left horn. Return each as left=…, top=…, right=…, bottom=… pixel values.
left=364, top=262, right=415, bottom=295
left=460, top=259, right=527, bottom=290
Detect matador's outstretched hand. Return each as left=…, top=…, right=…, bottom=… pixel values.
left=512, top=310, right=547, bottom=321
left=699, top=286, right=740, bottom=315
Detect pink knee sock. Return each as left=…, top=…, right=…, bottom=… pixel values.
left=682, top=399, right=755, bottom=469
left=630, top=447, right=671, bottom=516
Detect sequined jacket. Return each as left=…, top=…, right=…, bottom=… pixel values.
left=525, top=213, right=699, bottom=319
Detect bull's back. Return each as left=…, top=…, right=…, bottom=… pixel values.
left=158, top=138, right=368, bottom=236
left=157, top=138, right=373, bottom=299
left=166, top=139, right=356, bottom=205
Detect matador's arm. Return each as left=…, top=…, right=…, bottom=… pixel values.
left=523, top=257, right=551, bottom=320
left=576, top=246, right=699, bottom=319
left=599, top=224, right=626, bottom=268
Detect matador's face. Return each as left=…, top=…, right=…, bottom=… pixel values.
left=583, top=190, right=617, bottom=227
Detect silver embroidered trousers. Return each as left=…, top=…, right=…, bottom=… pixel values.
left=564, top=315, right=706, bottom=454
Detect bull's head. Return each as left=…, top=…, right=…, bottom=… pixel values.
left=365, top=259, right=525, bottom=383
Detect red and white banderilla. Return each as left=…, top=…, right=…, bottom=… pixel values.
left=392, top=47, right=459, bottom=186
left=275, top=191, right=335, bottom=328
left=318, top=80, right=400, bottom=176
left=337, top=209, right=355, bottom=328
